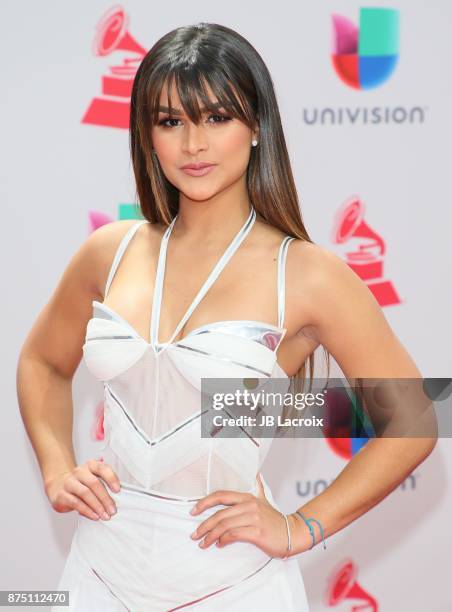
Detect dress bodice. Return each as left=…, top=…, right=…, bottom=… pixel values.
left=82, top=208, right=295, bottom=500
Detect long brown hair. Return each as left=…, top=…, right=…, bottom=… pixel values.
left=129, top=22, right=330, bottom=389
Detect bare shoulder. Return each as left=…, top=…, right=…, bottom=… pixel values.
left=287, top=239, right=351, bottom=288
left=285, top=240, right=421, bottom=378
left=18, top=218, right=160, bottom=377
left=84, top=219, right=162, bottom=298
left=286, top=239, right=377, bottom=327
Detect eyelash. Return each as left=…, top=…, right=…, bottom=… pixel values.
left=157, top=114, right=232, bottom=128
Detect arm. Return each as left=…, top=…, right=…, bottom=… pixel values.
left=183, top=242, right=437, bottom=559
left=16, top=220, right=137, bottom=519
left=286, top=244, right=438, bottom=554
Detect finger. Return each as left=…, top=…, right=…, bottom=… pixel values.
left=63, top=491, right=101, bottom=521
left=190, top=490, right=254, bottom=515
left=91, top=460, right=121, bottom=493
left=73, top=464, right=117, bottom=518
left=86, top=459, right=120, bottom=513
left=67, top=477, right=113, bottom=520
left=255, top=473, right=272, bottom=508
left=199, top=512, right=259, bottom=549
left=255, top=472, right=266, bottom=499
left=216, top=525, right=260, bottom=548
left=192, top=500, right=259, bottom=540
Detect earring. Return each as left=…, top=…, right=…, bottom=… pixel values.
left=251, top=139, right=258, bottom=147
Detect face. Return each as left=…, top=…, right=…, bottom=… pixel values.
left=150, top=80, right=258, bottom=202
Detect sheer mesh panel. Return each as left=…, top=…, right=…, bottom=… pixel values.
left=83, top=212, right=294, bottom=500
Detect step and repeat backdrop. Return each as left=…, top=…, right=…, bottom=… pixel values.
left=3, top=2, right=451, bottom=611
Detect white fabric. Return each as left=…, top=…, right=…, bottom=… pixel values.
left=151, top=208, right=257, bottom=347
left=82, top=207, right=296, bottom=498
left=54, top=208, right=309, bottom=609
left=52, top=475, right=309, bottom=611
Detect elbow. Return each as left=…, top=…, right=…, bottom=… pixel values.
left=416, top=435, right=438, bottom=464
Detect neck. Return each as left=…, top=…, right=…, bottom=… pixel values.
left=173, top=194, right=253, bottom=242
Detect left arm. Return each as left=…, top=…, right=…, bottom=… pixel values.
left=190, top=245, right=437, bottom=557
left=285, top=245, right=437, bottom=554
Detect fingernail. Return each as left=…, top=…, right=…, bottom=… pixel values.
left=113, top=483, right=120, bottom=492
left=102, top=512, right=110, bottom=520
left=189, top=506, right=197, bottom=515
left=190, top=530, right=198, bottom=539
left=109, top=505, right=116, bottom=515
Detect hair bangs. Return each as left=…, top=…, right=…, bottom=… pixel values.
left=148, top=65, right=255, bottom=128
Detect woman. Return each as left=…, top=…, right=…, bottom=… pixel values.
left=17, top=22, right=436, bottom=611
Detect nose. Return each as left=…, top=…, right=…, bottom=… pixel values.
left=181, top=122, right=208, bottom=155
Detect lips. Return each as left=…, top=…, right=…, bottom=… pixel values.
left=180, top=163, right=217, bottom=177
left=181, top=163, right=215, bottom=170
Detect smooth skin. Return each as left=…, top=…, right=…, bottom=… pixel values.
left=17, top=79, right=437, bottom=558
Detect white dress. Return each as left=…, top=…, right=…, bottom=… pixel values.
left=52, top=206, right=310, bottom=611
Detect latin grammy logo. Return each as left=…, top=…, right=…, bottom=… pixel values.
left=326, top=559, right=378, bottom=611
left=331, top=196, right=401, bottom=307
left=82, top=5, right=148, bottom=129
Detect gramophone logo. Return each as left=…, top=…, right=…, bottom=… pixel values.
left=326, top=559, right=378, bottom=611
left=331, top=7, right=400, bottom=90
left=82, top=5, right=147, bottom=129
left=331, top=196, right=401, bottom=308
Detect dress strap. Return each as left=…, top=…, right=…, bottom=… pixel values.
left=277, top=236, right=295, bottom=329
left=150, top=207, right=256, bottom=348
left=104, top=220, right=149, bottom=298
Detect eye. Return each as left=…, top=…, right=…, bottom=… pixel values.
left=207, top=114, right=232, bottom=124
left=157, top=113, right=232, bottom=128
left=157, top=117, right=182, bottom=128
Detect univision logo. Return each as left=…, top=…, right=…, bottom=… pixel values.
left=331, top=7, right=400, bottom=90
left=302, top=105, right=426, bottom=126
left=302, top=7, right=427, bottom=126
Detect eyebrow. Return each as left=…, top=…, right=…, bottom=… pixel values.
left=157, top=102, right=225, bottom=115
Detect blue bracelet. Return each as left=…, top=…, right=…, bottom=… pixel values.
left=295, top=511, right=327, bottom=550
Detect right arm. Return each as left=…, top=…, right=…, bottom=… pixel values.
left=16, top=220, right=137, bottom=521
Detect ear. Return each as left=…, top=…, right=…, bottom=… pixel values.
left=252, top=116, right=260, bottom=142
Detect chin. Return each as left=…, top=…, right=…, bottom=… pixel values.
left=179, top=188, right=221, bottom=202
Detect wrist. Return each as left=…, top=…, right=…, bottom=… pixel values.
left=285, top=512, right=313, bottom=557
left=43, top=467, right=73, bottom=495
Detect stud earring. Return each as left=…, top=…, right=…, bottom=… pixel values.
left=251, top=139, right=258, bottom=147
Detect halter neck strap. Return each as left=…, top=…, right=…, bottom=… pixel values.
left=150, top=207, right=256, bottom=349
